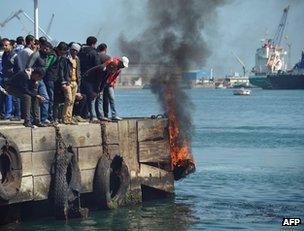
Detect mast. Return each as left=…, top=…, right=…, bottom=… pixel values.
left=34, top=0, right=39, bottom=38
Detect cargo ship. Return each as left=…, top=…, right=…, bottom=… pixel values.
left=267, top=51, right=304, bottom=89
left=249, top=6, right=289, bottom=89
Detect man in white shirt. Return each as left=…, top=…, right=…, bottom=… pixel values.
left=17, top=35, right=37, bottom=71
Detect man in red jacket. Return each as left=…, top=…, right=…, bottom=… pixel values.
left=82, top=56, right=129, bottom=122
left=103, top=56, right=129, bottom=121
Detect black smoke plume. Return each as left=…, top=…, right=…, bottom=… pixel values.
left=119, top=0, right=225, bottom=178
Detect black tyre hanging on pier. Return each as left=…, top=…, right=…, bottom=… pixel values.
left=0, top=134, right=22, bottom=202
left=93, top=154, right=130, bottom=209
left=51, top=128, right=88, bottom=220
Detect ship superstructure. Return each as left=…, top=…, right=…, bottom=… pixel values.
left=249, top=6, right=289, bottom=89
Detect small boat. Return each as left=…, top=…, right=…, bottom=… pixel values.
left=215, top=83, right=227, bottom=89
left=233, top=88, right=251, bottom=96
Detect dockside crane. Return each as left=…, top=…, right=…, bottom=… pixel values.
left=272, top=5, right=289, bottom=47
left=0, top=9, right=52, bottom=41
left=46, top=13, right=55, bottom=35
left=232, top=52, right=246, bottom=77
left=0, top=10, right=23, bottom=28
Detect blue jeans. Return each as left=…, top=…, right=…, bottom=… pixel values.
left=82, top=81, right=97, bottom=119
left=38, top=80, right=49, bottom=123
left=44, top=80, right=54, bottom=121
left=103, top=85, right=117, bottom=118
left=96, top=94, right=104, bottom=119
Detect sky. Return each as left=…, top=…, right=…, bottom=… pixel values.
left=0, top=0, right=303, bottom=76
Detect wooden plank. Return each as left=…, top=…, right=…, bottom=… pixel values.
left=59, top=124, right=102, bottom=147
left=33, top=175, right=51, bottom=200
left=128, top=120, right=139, bottom=173
left=137, top=119, right=168, bottom=142
left=32, top=127, right=56, bottom=152
left=9, top=176, right=33, bottom=204
left=80, top=169, right=95, bottom=193
left=105, top=122, right=119, bottom=144
left=139, top=164, right=174, bottom=193
left=118, top=120, right=132, bottom=172
left=0, top=127, right=32, bottom=152
left=78, top=146, right=102, bottom=170
left=130, top=174, right=142, bottom=204
left=139, top=140, right=170, bottom=163
left=32, top=150, right=55, bottom=176
left=20, top=152, right=32, bottom=177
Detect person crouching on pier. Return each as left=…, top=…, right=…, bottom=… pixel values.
left=103, top=56, right=129, bottom=121
left=82, top=57, right=129, bottom=122
left=6, top=68, right=46, bottom=127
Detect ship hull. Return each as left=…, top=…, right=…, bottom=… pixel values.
left=267, top=74, right=304, bottom=89
left=249, top=76, right=272, bottom=89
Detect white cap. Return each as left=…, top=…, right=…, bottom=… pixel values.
left=122, top=56, right=129, bottom=68
left=70, top=43, right=81, bottom=52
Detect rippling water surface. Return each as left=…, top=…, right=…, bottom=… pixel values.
left=3, top=88, right=304, bottom=230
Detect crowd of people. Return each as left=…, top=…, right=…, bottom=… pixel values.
left=0, top=35, right=129, bottom=127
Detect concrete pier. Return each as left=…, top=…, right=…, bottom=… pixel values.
left=0, top=118, right=174, bottom=209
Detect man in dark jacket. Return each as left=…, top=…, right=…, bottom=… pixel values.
left=7, top=68, right=46, bottom=127
left=52, top=42, right=69, bottom=122
left=27, top=41, right=53, bottom=125
left=1, top=38, right=18, bottom=120
left=78, top=36, right=100, bottom=75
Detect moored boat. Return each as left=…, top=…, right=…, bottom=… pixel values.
left=233, top=88, right=251, bottom=96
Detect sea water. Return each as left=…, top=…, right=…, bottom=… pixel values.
left=3, top=88, right=304, bottom=230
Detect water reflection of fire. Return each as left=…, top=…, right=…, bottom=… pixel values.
left=165, top=85, right=196, bottom=180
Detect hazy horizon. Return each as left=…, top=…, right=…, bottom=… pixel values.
left=0, top=0, right=303, bottom=76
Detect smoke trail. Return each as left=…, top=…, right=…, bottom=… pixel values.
left=119, top=0, right=225, bottom=178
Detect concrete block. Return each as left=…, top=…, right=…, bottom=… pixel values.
left=33, top=175, right=51, bottom=201
left=105, top=122, right=119, bottom=144
left=0, top=127, right=32, bottom=152
left=32, top=127, right=56, bottom=152
left=20, top=152, right=32, bottom=177
left=32, top=150, right=55, bottom=176
left=78, top=146, right=102, bottom=170
left=59, top=124, right=102, bottom=147
left=80, top=169, right=95, bottom=193
left=10, top=176, right=33, bottom=204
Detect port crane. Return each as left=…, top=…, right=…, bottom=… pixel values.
left=272, top=5, right=289, bottom=47
left=232, top=52, right=246, bottom=77
left=46, top=13, right=55, bottom=35
left=0, top=9, right=52, bottom=40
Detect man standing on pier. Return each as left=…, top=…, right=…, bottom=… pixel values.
left=0, top=38, right=18, bottom=120
left=6, top=68, right=46, bottom=127
left=78, top=36, right=101, bottom=122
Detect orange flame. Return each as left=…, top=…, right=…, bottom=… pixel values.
left=165, top=85, right=193, bottom=168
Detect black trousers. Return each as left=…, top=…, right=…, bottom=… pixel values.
left=73, top=93, right=88, bottom=118
left=8, top=87, right=40, bottom=124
